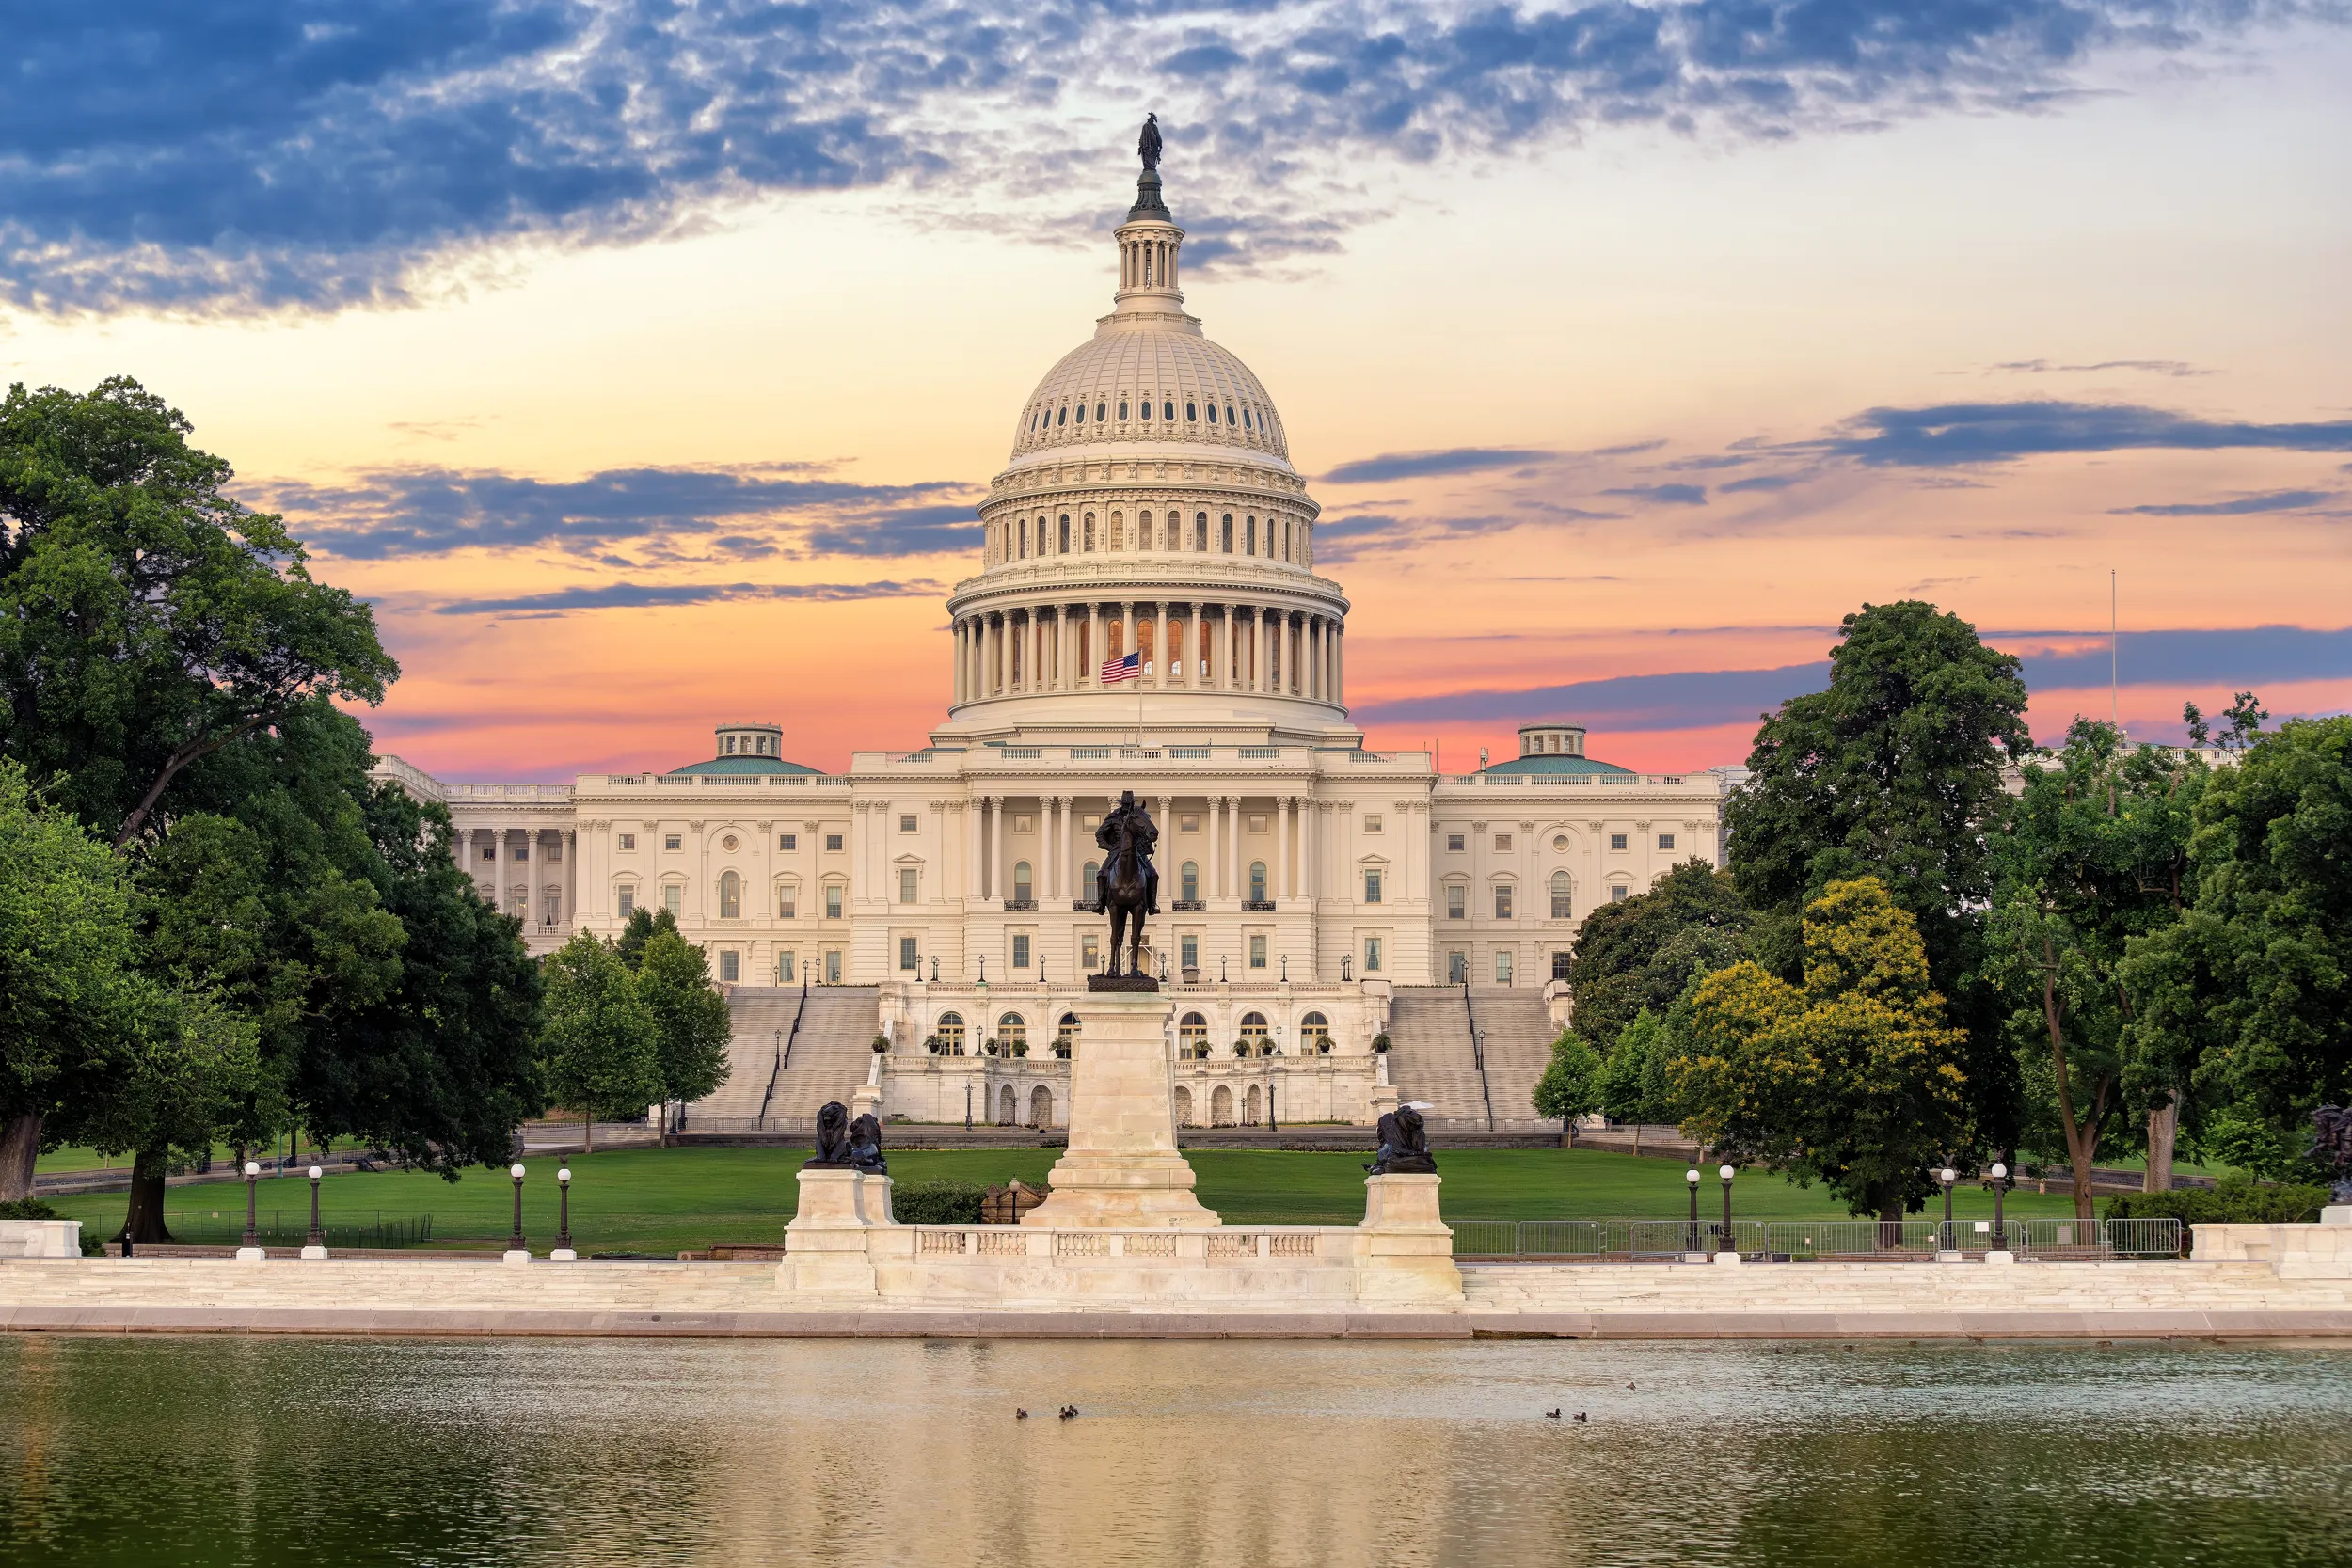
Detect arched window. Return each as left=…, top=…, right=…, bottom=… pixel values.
left=1140, top=398, right=1152, bottom=421
left=1220, top=515, right=1233, bottom=552
left=1112, top=513, right=1124, bottom=549
left=1551, top=870, right=1574, bottom=919
left=1056, top=405, right=1067, bottom=425
left=1056, top=1012, right=1079, bottom=1058
left=1206, top=402, right=1217, bottom=424
left=1226, top=404, right=1237, bottom=427
left=1074, top=402, right=1086, bottom=424
left=1186, top=400, right=1198, bottom=421
left=1029, top=1084, right=1054, bottom=1125
left=1084, top=514, right=1096, bottom=550
left=1242, top=407, right=1252, bottom=430
left=1300, top=1011, right=1330, bottom=1053
left=997, top=1012, right=1027, bottom=1051
left=1119, top=399, right=1129, bottom=420
left=1018, top=521, right=1028, bottom=559
left=719, top=869, right=741, bottom=919
left=1094, top=402, right=1105, bottom=422
left=1282, top=520, right=1292, bottom=561
left=1246, top=516, right=1257, bottom=554
left=1249, top=862, right=1267, bottom=902
left=1083, top=861, right=1101, bottom=904
left=1164, top=400, right=1175, bottom=421
left=1240, top=1011, right=1269, bottom=1054
left=1013, top=862, right=1033, bottom=903
left=936, top=1011, right=966, bottom=1054
left=1138, top=511, right=1153, bottom=550
left=1059, top=515, right=1071, bottom=552
left=1179, top=1011, right=1209, bottom=1057
left=1180, top=861, right=1199, bottom=902
left=1194, top=513, right=1208, bottom=550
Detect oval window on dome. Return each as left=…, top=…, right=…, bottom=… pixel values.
left=1206, top=403, right=1217, bottom=424
left=1242, top=408, right=1252, bottom=430
left=1185, top=401, right=1198, bottom=421
left=1164, top=400, right=1175, bottom=421
left=1226, top=404, right=1236, bottom=426
left=1119, top=400, right=1129, bottom=420
left=1057, top=405, right=1067, bottom=426
left=1139, top=400, right=1152, bottom=420
left=1074, top=403, right=1085, bottom=423
left=1095, top=401, right=1106, bottom=422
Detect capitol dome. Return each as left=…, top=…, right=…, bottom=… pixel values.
left=938, top=154, right=1353, bottom=749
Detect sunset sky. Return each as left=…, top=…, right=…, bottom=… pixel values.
left=8, top=2, right=2349, bottom=780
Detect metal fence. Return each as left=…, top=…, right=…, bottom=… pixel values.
left=163, top=1211, right=437, bottom=1249
left=1449, top=1216, right=2182, bottom=1261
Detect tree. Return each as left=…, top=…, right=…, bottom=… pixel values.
left=2121, top=716, right=2352, bottom=1162
left=614, top=905, right=680, bottom=971
left=78, top=989, right=270, bottom=1245
left=1595, top=1008, right=1684, bottom=1128
left=1724, top=599, right=2029, bottom=1157
left=1675, top=878, right=1971, bottom=1222
left=0, top=763, right=144, bottom=1200
left=1984, top=719, right=2205, bottom=1215
left=1564, top=860, right=1748, bottom=1052
left=634, top=927, right=733, bottom=1118
left=1532, top=1032, right=1603, bottom=1127
left=539, top=933, right=664, bottom=1151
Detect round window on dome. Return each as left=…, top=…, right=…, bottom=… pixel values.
left=1185, top=402, right=1198, bottom=421
left=1095, top=401, right=1106, bottom=422
left=1164, top=400, right=1175, bottom=420
left=1119, top=400, right=1129, bottom=420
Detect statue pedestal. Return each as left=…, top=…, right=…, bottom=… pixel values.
left=1356, top=1174, right=1463, bottom=1303
left=1024, top=990, right=1218, bottom=1229
left=784, top=1169, right=894, bottom=1294
left=2324, top=1206, right=2351, bottom=1227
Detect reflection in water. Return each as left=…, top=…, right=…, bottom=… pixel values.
left=3, top=1336, right=2350, bottom=1567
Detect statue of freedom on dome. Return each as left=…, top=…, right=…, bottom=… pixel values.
left=1138, top=112, right=1163, bottom=171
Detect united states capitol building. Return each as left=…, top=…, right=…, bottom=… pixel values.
left=378, top=156, right=1732, bottom=1132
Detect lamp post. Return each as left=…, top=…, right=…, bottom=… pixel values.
left=964, top=1080, right=973, bottom=1132
left=1936, top=1165, right=1960, bottom=1260
left=503, top=1163, right=530, bottom=1264
left=237, top=1160, right=264, bottom=1262
left=1717, top=1164, right=1740, bottom=1264
left=1685, top=1167, right=1703, bottom=1260
left=301, top=1164, right=327, bottom=1259
left=1987, top=1162, right=2016, bottom=1265
left=552, top=1167, right=577, bottom=1261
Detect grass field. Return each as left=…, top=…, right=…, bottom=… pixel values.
left=43, top=1145, right=2084, bottom=1255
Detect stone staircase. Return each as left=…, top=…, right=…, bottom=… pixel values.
left=1384, top=986, right=1492, bottom=1130
left=684, top=986, right=880, bottom=1129
left=1469, top=988, right=1561, bottom=1132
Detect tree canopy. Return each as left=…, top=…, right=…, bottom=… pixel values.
left=1564, top=859, right=1748, bottom=1052
left=540, top=933, right=665, bottom=1146
left=634, top=927, right=734, bottom=1110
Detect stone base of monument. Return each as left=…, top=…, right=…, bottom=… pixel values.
left=300, top=1244, right=329, bottom=1260
left=235, top=1246, right=266, bottom=1263
left=2194, top=1220, right=2352, bottom=1278
left=777, top=1171, right=1463, bottom=1307
left=1, top=1220, right=81, bottom=1259
left=2327, top=1206, right=2352, bottom=1227
left=1020, top=989, right=1218, bottom=1230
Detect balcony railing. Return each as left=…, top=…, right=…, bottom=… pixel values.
left=1071, top=899, right=1102, bottom=912
left=1002, top=898, right=1038, bottom=911
left=1171, top=899, right=1206, bottom=911
left=1242, top=899, right=1277, bottom=912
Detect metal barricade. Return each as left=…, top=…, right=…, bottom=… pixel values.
left=2016, top=1216, right=2182, bottom=1259
left=1515, top=1220, right=1606, bottom=1259
left=1449, top=1220, right=1518, bottom=1257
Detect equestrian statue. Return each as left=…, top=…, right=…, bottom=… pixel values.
left=1093, top=789, right=1160, bottom=985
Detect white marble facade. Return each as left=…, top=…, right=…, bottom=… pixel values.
left=377, top=161, right=1730, bottom=1117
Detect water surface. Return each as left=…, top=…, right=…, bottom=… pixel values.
left=5, top=1336, right=2348, bottom=1566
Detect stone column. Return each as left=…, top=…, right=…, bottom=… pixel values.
left=1334, top=623, right=1344, bottom=705
left=981, top=797, right=996, bottom=901
left=1277, top=796, right=1292, bottom=901
left=1219, top=605, right=1234, bottom=690
left=1225, top=795, right=1241, bottom=898
left=1122, top=602, right=1137, bottom=668
left=1302, top=800, right=1318, bottom=908
left=1156, top=602, right=1172, bottom=689
left=1088, top=603, right=1102, bottom=686
left=1207, top=795, right=1221, bottom=899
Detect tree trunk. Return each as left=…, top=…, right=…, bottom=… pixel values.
left=2145, top=1100, right=2178, bottom=1194
left=1876, top=1183, right=1904, bottom=1249
left=2042, top=947, right=2103, bottom=1220
left=117, top=1148, right=177, bottom=1245
left=0, top=1111, right=40, bottom=1202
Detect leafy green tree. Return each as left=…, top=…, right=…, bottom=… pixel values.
left=1676, top=878, right=1971, bottom=1222
left=0, top=763, right=145, bottom=1200
left=614, top=905, right=680, bottom=971
left=1724, top=599, right=2029, bottom=1156
left=1984, top=719, right=2205, bottom=1215
left=634, top=927, right=734, bottom=1117
left=1595, top=1008, right=1685, bottom=1127
left=1564, top=860, right=1748, bottom=1052
left=1532, top=1032, right=1603, bottom=1127
left=2121, top=715, right=2352, bottom=1159
left=539, top=933, right=664, bottom=1151
left=78, top=989, right=269, bottom=1245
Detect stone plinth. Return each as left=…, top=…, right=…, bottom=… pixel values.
left=1354, top=1174, right=1463, bottom=1304
left=1, top=1220, right=80, bottom=1259
left=784, top=1169, right=894, bottom=1294
left=1023, top=990, right=1218, bottom=1229
left=2194, top=1221, right=2352, bottom=1278
left=2325, top=1206, right=2351, bottom=1227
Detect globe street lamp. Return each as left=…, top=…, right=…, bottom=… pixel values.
left=503, top=1163, right=530, bottom=1265
left=552, top=1167, right=577, bottom=1261
left=1716, top=1164, right=1740, bottom=1265
left=1936, top=1165, right=1962, bottom=1261
left=1684, top=1167, right=1703, bottom=1261
left=1987, top=1162, right=2016, bottom=1265
left=237, top=1160, right=265, bottom=1262
left=301, top=1164, right=328, bottom=1259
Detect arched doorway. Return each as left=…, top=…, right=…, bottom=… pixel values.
left=1210, top=1085, right=1234, bottom=1126
left=997, top=1084, right=1017, bottom=1125
left=1245, top=1084, right=1263, bottom=1125
left=1173, top=1085, right=1194, bottom=1126
left=1028, top=1085, right=1054, bottom=1127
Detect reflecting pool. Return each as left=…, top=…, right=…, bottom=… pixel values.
left=5, top=1336, right=2350, bottom=1566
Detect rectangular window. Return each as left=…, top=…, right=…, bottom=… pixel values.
left=898, top=868, right=918, bottom=904
left=825, top=833, right=845, bottom=852
left=825, top=950, right=842, bottom=983
left=617, top=833, right=636, bottom=852
left=1447, top=833, right=1465, bottom=852
left=1181, top=934, right=1199, bottom=969
left=1013, top=815, right=1032, bottom=832
left=545, top=839, right=562, bottom=863
left=778, top=885, right=796, bottom=918
left=1363, top=815, right=1382, bottom=833
left=514, top=842, right=530, bottom=863
left=779, top=833, right=797, bottom=851
left=1495, top=884, right=1515, bottom=920
left=616, top=885, right=636, bottom=919
left=777, top=951, right=796, bottom=984
left=481, top=843, right=496, bottom=862
left=1083, top=933, right=1101, bottom=970
left=719, top=950, right=739, bottom=983
left=900, top=814, right=918, bottom=833
left=1611, top=886, right=1629, bottom=903
left=1012, top=935, right=1031, bottom=969
left=1496, top=950, right=1515, bottom=985
left=1363, top=869, right=1383, bottom=904
left=662, top=885, right=681, bottom=917
left=824, top=885, right=843, bottom=920
left=1447, top=884, right=1466, bottom=920
left=1658, top=833, right=1676, bottom=851
left=1551, top=950, right=1573, bottom=981
left=1493, top=833, right=1511, bottom=852
left=1180, top=815, right=1199, bottom=832
left=1249, top=935, right=1267, bottom=969
left=1364, top=937, right=1384, bottom=973
left=1447, top=950, right=1466, bottom=984
left=1610, top=832, right=1629, bottom=852
left=899, top=936, right=919, bottom=972
left=1249, top=815, right=1266, bottom=833
left=664, top=833, right=682, bottom=852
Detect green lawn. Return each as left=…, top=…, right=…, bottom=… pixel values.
left=44, top=1145, right=2082, bottom=1255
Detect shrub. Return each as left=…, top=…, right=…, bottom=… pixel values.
left=2106, top=1176, right=2330, bottom=1251
left=0, top=1197, right=60, bottom=1220
left=891, top=1179, right=986, bottom=1225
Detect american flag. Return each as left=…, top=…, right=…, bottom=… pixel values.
left=1101, top=650, right=1142, bottom=684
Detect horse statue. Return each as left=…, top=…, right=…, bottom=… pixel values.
left=1093, top=789, right=1160, bottom=981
